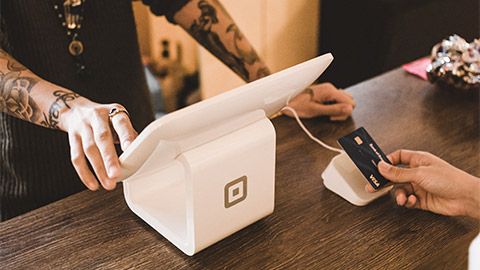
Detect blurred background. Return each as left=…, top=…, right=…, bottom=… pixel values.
left=132, top=0, right=479, bottom=117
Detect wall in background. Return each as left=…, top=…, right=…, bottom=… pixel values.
left=132, top=2, right=151, bottom=57
left=132, top=1, right=198, bottom=74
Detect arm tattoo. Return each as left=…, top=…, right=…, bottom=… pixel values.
left=0, top=49, right=79, bottom=129
left=189, top=0, right=251, bottom=81
left=0, top=50, right=42, bottom=123
left=41, top=90, right=79, bottom=129
left=226, top=24, right=260, bottom=65
left=256, top=67, right=270, bottom=79
left=0, top=50, right=27, bottom=72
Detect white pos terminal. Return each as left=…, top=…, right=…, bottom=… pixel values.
left=116, top=53, right=333, bottom=255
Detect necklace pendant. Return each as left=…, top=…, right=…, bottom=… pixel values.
left=63, top=0, right=83, bottom=30
left=67, top=21, right=77, bottom=30
left=68, top=40, right=84, bottom=56
left=71, top=0, right=82, bottom=7
left=54, top=0, right=87, bottom=78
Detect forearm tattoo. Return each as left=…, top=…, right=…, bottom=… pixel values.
left=41, top=90, right=79, bottom=129
left=189, top=0, right=267, bottom=81
left=0, top=49, right=42, bottom=123
left=0, top=49, right=79, bottom=129
left=225, top=24, right=259, bottom=65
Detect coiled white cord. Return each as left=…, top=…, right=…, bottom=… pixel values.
left=281, top=106, right=344, bottom=154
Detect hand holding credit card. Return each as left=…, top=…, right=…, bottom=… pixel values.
left=338, top=127, right=391, bottom=190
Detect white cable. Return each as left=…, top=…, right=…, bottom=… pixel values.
left=281, top=106, right=344, bottom=154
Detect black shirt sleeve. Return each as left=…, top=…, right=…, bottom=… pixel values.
left=140, top=0, right=191, bottom=23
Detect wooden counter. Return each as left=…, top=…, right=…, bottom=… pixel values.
left=1, top=67, right=478, bottom=269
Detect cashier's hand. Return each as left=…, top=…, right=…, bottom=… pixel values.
left=366, top=149, right=480, bottom=220
left=60, top=97, right=138, bottom=191
left=282, top=83, right=355, bottom=120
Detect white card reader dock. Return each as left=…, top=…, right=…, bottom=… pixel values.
left=116, top=54, right=335, bottom=255
left=322, top=152, right=392, bottom=206
left=122, top=110, right=275, bottom=256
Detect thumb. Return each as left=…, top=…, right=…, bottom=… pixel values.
left=378, top=161, right=420, bottom=184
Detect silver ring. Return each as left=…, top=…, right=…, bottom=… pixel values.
left=108, top=107, right=130, bottom=119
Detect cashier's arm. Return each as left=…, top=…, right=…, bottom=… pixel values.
left=172, top=0, right=355, bottom=119
left=0, top=49, right=136, bottom=191
left=0, top=49, right=76, bottom=128
left=172, top=0, right=269, bottom=82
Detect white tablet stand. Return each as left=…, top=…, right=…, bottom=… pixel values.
left=122, top=110, right=274, bottom=255
left=322, top=152, right=392, bottom=206
left=117, top=54, right=335, bottom=255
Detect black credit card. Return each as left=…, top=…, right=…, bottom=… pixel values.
left=338, top=127, right=391, bottom=190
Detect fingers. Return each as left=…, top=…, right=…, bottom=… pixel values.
left=365, top=184, right=375, bottom=193
left=386, top=149, right=434, bottom=167
left=69, top=132, right=99, bottom=191
left=65, top=102, right=138, bottom=191
left=92, top=114, right=121, bottom=180
left=378, top=161, right=421, bottom=184
left=310, top=83, right=356, bottom=108
left=394, top=189, right=421, bottom=209
left=110, top=109, right=138, bottom=151
left=310, top=83, right=355, bottom=120
left=367, top=180, right=419, bottom=209
left=366, top=160, right=422, bottom=194
left=286, top=94, right=352, bottom=120
left=394, top=184, right=415, bottom=206
left=386, top=149, right=415, bottom=166
left=309, top=102, right=353, bottom=120
left=340, top=89, right=353, bottom=99
left=81, top=123, right=117, bottom=190
left=395, top=190, right=408, bottom=206
left=85, top=104, right=136, bottom=188
left=285, top=82, right=355, bottom=120
left=329, top=104, right=353, bottom=121
left=405, top=194, right=418, bottom=208
left=337, top=89, right=356, bottom=109
left=365, top=178, right=420, bottom=209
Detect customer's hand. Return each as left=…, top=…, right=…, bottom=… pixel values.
left=60, top=98, right=138, bottom=191
left=282, top=83, right=355, bottom=120
left=366, top=149, right=480, bottom=219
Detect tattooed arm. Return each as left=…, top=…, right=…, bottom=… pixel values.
left=172, top=0, right=269, bottom=82
left=171, top=0, right=355, bottom=119
left=0, top=49, right=136, bottom=190
left=0, top=50, right=68, bottom=126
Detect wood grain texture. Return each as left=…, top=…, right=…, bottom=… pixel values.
left=1, top=68, right=479, bottom=269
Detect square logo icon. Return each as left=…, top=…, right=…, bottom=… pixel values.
left=224, top=176, right=247, bottom=208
